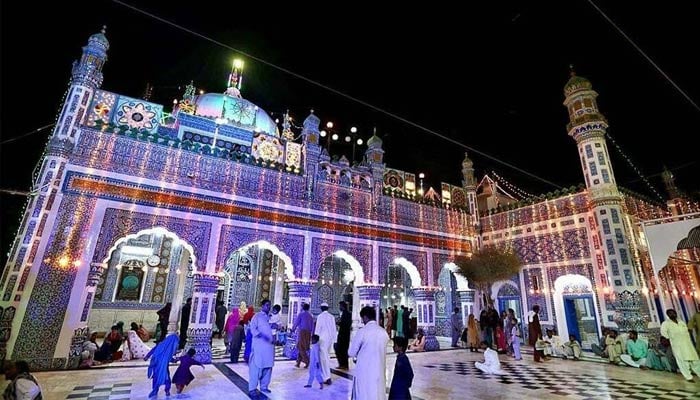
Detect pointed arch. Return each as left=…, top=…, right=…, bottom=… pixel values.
left=443, top=262, right=470, bottom=291
left=236, top=240, right=295, bottom=281
left=101, top=227, right=197, bottom=269
left=393, top=257, right=422, bottom=287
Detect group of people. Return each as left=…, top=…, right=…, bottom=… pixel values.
left=79, top=321, right=153, bottom=367
left=383, top=305, right=416, bottom=339
left=589, top=309, right=700, bottom=381
left=285, top=301, right=415, bottom=399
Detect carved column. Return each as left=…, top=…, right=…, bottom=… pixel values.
left=186, top=273, right=219, bottom=363
left=413, top=287, right=440, bottom=351
left=457, top=289, right=476, bottom=328
left=356, top=284, right=383, bottom=320
left=283, top=280, right=314, bottom=359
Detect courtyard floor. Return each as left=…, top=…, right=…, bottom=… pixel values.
left=5, top=341, right=700, bottom=399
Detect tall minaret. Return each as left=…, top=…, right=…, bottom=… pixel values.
left=461, top=152, right=479, bottom=227
left=0, top=28, right=109, bottom=361
left=563, top=68, right=644, bottom=331
left=365, top=128, right=386, bottom=209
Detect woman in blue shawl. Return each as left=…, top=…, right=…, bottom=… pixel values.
left=144, top=333, right=179, bottom=398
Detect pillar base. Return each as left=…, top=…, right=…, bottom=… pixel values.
left=187, top=328, right=213, bottom=363
left=424, top=326, right=440, bottom=351
left=283, top=332, right=298, bottom=359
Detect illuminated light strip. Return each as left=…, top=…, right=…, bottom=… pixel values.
left=69, top=176, right=471, bottom=252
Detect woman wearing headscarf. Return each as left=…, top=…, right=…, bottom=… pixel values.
left=467, top=314, right=480, bottom=352
left=122, top=322, right=152, bottom=361
left=242, top=305, right=255, bottom=362
left=144, top=334, right=179, bottom=398
left=224, top=307, right=241, bottom=350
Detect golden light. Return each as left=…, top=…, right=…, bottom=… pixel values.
left=641, top=287, right=649, bottom=295
left=199, top=90, right=205, bottom=95
left=58, top=256, right=70, bottom=268
left=73, top=260, right=82, bottom=267
left=233, top=59, right=244, bottom=70
left=326, top=121, right=334, bottom=129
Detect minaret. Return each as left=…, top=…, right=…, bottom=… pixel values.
left=563, top=68, right=645, bottom=331
left=365, top=128, right=386, bottom=208
left=461, top=152, right=479, bottom=227
left=301, top=110, right=321, bottom=198
left=661, top=167, right=683, bottom=216
left=0, top=27, right=109, bottom=362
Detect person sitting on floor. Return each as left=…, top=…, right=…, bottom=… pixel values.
left=605, top=329, right=624, bottom=365
left=542, top=329, right=563, bottom=358
left=408, top=329, right=426, bottom=352
left=475, top=341, right=505, bottom=375
left=591, top=327, right=610, bottom=358
left=620, top=330, right=648, bottom=369
left=561, top=334, right=582, bottom=360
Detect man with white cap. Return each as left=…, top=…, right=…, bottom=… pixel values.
left=314, top=302, right=337, bottom=384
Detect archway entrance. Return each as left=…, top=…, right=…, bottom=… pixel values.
left=553, top=274, right=600, bottom=350
left=222, top=241, right=293, bottom=311
left=313, top=252, right=364, bottom=317
left=90, top=227, right=196, bottom=337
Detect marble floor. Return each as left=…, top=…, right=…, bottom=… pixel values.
left=5, top=347, right=700, bottom=399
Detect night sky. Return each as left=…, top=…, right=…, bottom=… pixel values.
left=2, top=1, right=699, bottom=263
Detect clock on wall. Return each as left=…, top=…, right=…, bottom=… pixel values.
left=147, top=255, right=161, bottom=267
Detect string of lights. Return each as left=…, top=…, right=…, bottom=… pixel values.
left=0, top=123, right=55, bottom=145
left=490, top=170, right=534, bottom=199
left=111, top=0, right=564, bottom=190
left=605, top=130, right=665, bottom=202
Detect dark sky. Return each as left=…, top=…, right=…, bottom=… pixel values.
left=2, top=1, right=699, bottom=260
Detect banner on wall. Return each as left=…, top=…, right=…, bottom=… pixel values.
left=643, top=218, right=700, bottom=274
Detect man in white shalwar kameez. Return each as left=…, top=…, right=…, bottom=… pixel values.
left=349, top=306, right=390, bottom=400
left=248, top=300, right=275, bottom=396
left=661, top=308, right=700, bottom=381
left=314, top=302, right=337, bottom=384
left=475, top=342, right=505, bottom=375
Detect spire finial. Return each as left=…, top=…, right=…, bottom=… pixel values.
left=101, top=25, right=107, bottom=34
left=373, top=126, right=377, bottom=135
left=310, top=108, right=314, bottom=114
left=569, top=64, right=576, bottom=77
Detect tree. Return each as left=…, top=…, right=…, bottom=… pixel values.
left=455, top=246, right=523, bottom=312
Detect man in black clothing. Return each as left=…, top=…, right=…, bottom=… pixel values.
left=179, top=298, right=192, bottom=349
left=336, top=301, right=353, bottom=369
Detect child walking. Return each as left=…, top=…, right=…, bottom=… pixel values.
left=511, top=318, right=522, bottom=361
left=304, top=334, right=324, bottom=389
left=172, top=348, right=205, bottom=394
left=389, top=336, right=414, bottom=400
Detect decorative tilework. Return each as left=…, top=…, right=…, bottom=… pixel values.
left=216, top=225, right=304, bottom=278
left=309, top=238, right=372, bottom=281
left=481, top=193, right=590, bottom=232
left=12, top=247, right=27, bottom=272
left=89, top=208, right=211, bottom=273
left=378, top=246, right=427, bottom=284
left=505, top=228, right=590, bottom=265
left=14, top=196, right=97, bottom=363
left=3, top=275, right=17, bottom=301
left=81, top=292, right=93, bottom=322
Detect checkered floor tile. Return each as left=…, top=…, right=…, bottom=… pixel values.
left=424, top=361, right=699, bottom=399
left=210, top=343, right=286, bottom=361
left=65, top=383, right=131, bottom=399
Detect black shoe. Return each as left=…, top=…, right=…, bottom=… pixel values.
left=324, top=379, right=332, bottom=385
left=261, top=389, right=272, bottom=393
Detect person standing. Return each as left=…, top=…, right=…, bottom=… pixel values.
left=336, top=301, right=353, bottom=369
left=229, top=321, right=245, bottom=363
left=528, top=305, right=543, bottom=362
left=511, top=318, right=522, bottom=361
left=224, top=307, right=240, bottom=351
left=451, top=307, right=463, bottom=347
left=396, top=306, right=404, bottom=338
left=248, top=299, right=275, bottom=396
left=467, top=314, right=480, bottom=352
left=661, top=308, right=700, bottom=381
left=349, top=306, right=390, bottom=400
left=172, top=348, right=205, bottom=394
left=386, top=307, right=394, bottom=337
left=155, top=302, right=171, bottom=343
left=179, top=298, right=192, bottom=350
left=215, top=301, right=227, bottom=339
left=389, top=336, right=414, bottom=400
left=314, top=302, right=337, bottom=384
left=304, top=334, right=324, bottom=389
left=292, top=303, right=314, bottom=368
left=2, top=360, right=42, bottom=400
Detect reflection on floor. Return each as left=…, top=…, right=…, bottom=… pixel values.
left=13, top=343, right=700, bottom=400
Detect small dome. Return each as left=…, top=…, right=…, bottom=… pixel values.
left=88, top=26, right=110, bottom=51
left=367, top=133, right=382, bottom=148
left=564, top=74, right=592, bottom=97
left=193, top=93, right=279, bottom=136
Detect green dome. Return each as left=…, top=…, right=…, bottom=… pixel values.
left=564, top=74, right=592, bottom=97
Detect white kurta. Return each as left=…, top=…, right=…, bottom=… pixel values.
left=348, top=320, right=390, bottom=400
left=661, top=319, right=699, bottom=361
left=475, top=348, right=505, bottom=375
left=314, top=311, right=337, bottom=380
left=250, top=311, right=275, bottom=368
